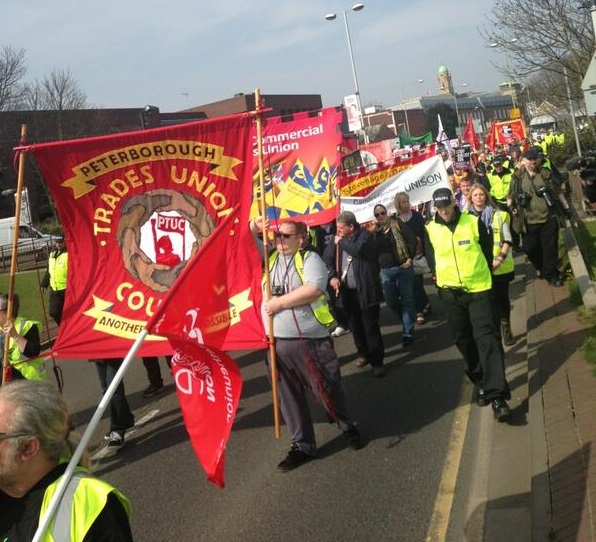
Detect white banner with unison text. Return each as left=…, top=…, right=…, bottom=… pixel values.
left=340, top=156, right=450, bottom=224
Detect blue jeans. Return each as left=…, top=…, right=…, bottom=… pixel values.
left=379, top=265, right=416, bottom=336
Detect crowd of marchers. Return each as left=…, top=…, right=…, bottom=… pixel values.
left=0, top=131, right=574, bottom=539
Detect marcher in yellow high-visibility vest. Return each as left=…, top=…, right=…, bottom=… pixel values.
left=425, top=187, right=512, bottom=421
left=0, top=293, right=45, bottom=381
left=465, top=183, right=516, bottom=347
left=0, top=380, right=133, bottom=541
left=40, top=234, right=68, bottom=325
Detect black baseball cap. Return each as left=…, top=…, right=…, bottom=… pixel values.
left=492, top=156, right=504, bottom=166
left=432, top=188, right=454, bottom=208
left=522, top=147, right=542, bottom=160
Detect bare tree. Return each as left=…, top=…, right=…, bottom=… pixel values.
left=0, top=46, right=26, bottom=110
left=40, top=68, right=87, bottom=110
left=19, top=80, right=44, bottom=111
left=480, top=0, right=593, bottom=104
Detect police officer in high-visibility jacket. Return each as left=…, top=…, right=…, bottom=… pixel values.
left=0, top=293, right=46, bottom=381
left=40, top=234, right=68, bottom=325
left=0, top=380, right=133, bottom=541
left=425, top=188, right=511, bottom=421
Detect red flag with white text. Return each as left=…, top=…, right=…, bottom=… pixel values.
left=146, top=208, right=265, bottom=487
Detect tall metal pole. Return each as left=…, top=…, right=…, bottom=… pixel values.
left=341, top=9, right=366, bottom=142
left=564, top=66, right=582, bottom=157
left=326, top=4, right=366, bottom=142
left=453, top=94, right=461, bottom=138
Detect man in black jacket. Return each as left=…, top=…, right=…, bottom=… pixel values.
left=324, top=211, right=386, bottom=377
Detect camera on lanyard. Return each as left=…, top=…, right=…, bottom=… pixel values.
left=271, top=284, right=286, bottom=297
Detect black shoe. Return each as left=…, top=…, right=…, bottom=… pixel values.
left=402, top=335, right=414, bottom=347
left=372, top=366, right=386, bottom=378
left=475, top=387, right=489, bottom=407
left=143, top=383, right=164, bottom=398
left=344, top=426, right=363, bottom=450
left=277, top=446, right=316, bottom=472
left=491, top=398, right=511, bottom=422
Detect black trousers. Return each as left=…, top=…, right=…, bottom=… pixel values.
left=439, top=288, right=509, bottom=401
left=491, top=273, right=513, bottom=322
left=49, top=289, right=65, bottom=325
left=340, top=288, right=384, bottom=367
left=522, top=216, right=559, bottom=281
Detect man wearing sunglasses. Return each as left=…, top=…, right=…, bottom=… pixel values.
left=250, top=218, right=362, bottom=472
left=0, top=380, right=133, bottom=541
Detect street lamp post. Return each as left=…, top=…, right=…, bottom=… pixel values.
left=401, top=79, right=424, bottom=136
left=325, top=3, right=366, bottom=141
left=490, top=38, right=518, bottom=109
left=453, top=83, right=467, bottom=138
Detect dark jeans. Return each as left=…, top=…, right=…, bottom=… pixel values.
left=327, top=284, right=349, bottom=329
left=95, top=358, right=135, bottom=434
left=522, top=216, right=559, bottom=281
left=439, top=288, right=509, bottom=401
left=340, top=288, right=384, bottom=367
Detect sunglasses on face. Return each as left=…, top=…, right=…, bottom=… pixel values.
left=374, top=210, right=387, bottom=218
left=274, top=232, right=298, bottom=240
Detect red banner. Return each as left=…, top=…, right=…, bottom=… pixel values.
left=251, top=107, right=343, bottom=226
left=29, top=115, right=265, bottom=359
left=494, top=119, right=526, bottom=148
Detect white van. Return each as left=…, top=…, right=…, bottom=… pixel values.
left=0, top=217, right=57, bottom=266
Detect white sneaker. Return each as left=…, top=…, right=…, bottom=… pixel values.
left=107, top=431, right=125, bottom=449
left=331, top=326, right=350, bottom=338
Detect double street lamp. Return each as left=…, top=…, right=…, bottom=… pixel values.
left=325, top=3, right=366, bottom=139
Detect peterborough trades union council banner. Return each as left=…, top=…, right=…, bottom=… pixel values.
left=28, top=115, right=266, bottom=359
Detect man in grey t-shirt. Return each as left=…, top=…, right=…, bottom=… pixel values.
left=250, top=218, right=362, bottom=472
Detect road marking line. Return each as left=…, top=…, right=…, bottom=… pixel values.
left=91, top=408, right=160, bottom=461
left=425, top=381, right=473, bottom=542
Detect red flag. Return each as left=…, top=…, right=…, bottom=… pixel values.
left=462, top=113, right=480, bottom=151
left=146, top=208, right=266, bottom=487
left=485, top=118, right=496, bottom=152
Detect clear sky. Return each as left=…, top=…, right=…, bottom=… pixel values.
left=2, top=0, right=505, bottom=113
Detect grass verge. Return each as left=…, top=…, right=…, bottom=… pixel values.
left=0, top=270, right=49, bottom=325
left=578, top=307, right=596, bottom=375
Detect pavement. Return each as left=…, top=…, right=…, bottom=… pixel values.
left=527, top=255, right=596, bottom=540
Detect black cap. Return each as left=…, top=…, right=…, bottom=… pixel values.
left=432, top=188, right=454, bottom=208
left=522, top=147, right=542, bottom=160
left=492, top=156, right=504, bottom=166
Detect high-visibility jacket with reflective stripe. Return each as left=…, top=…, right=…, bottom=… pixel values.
left=39, top=468, right=131, bottom=542
left=264, top=250, right=335, bottom=327
left=48, top=251, right=68, bottom=291
left=492, top=210, right=514, bottom=276
left=8, top=317, right=46, bottom=380
left=426, top=213, right=492, bottom=292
